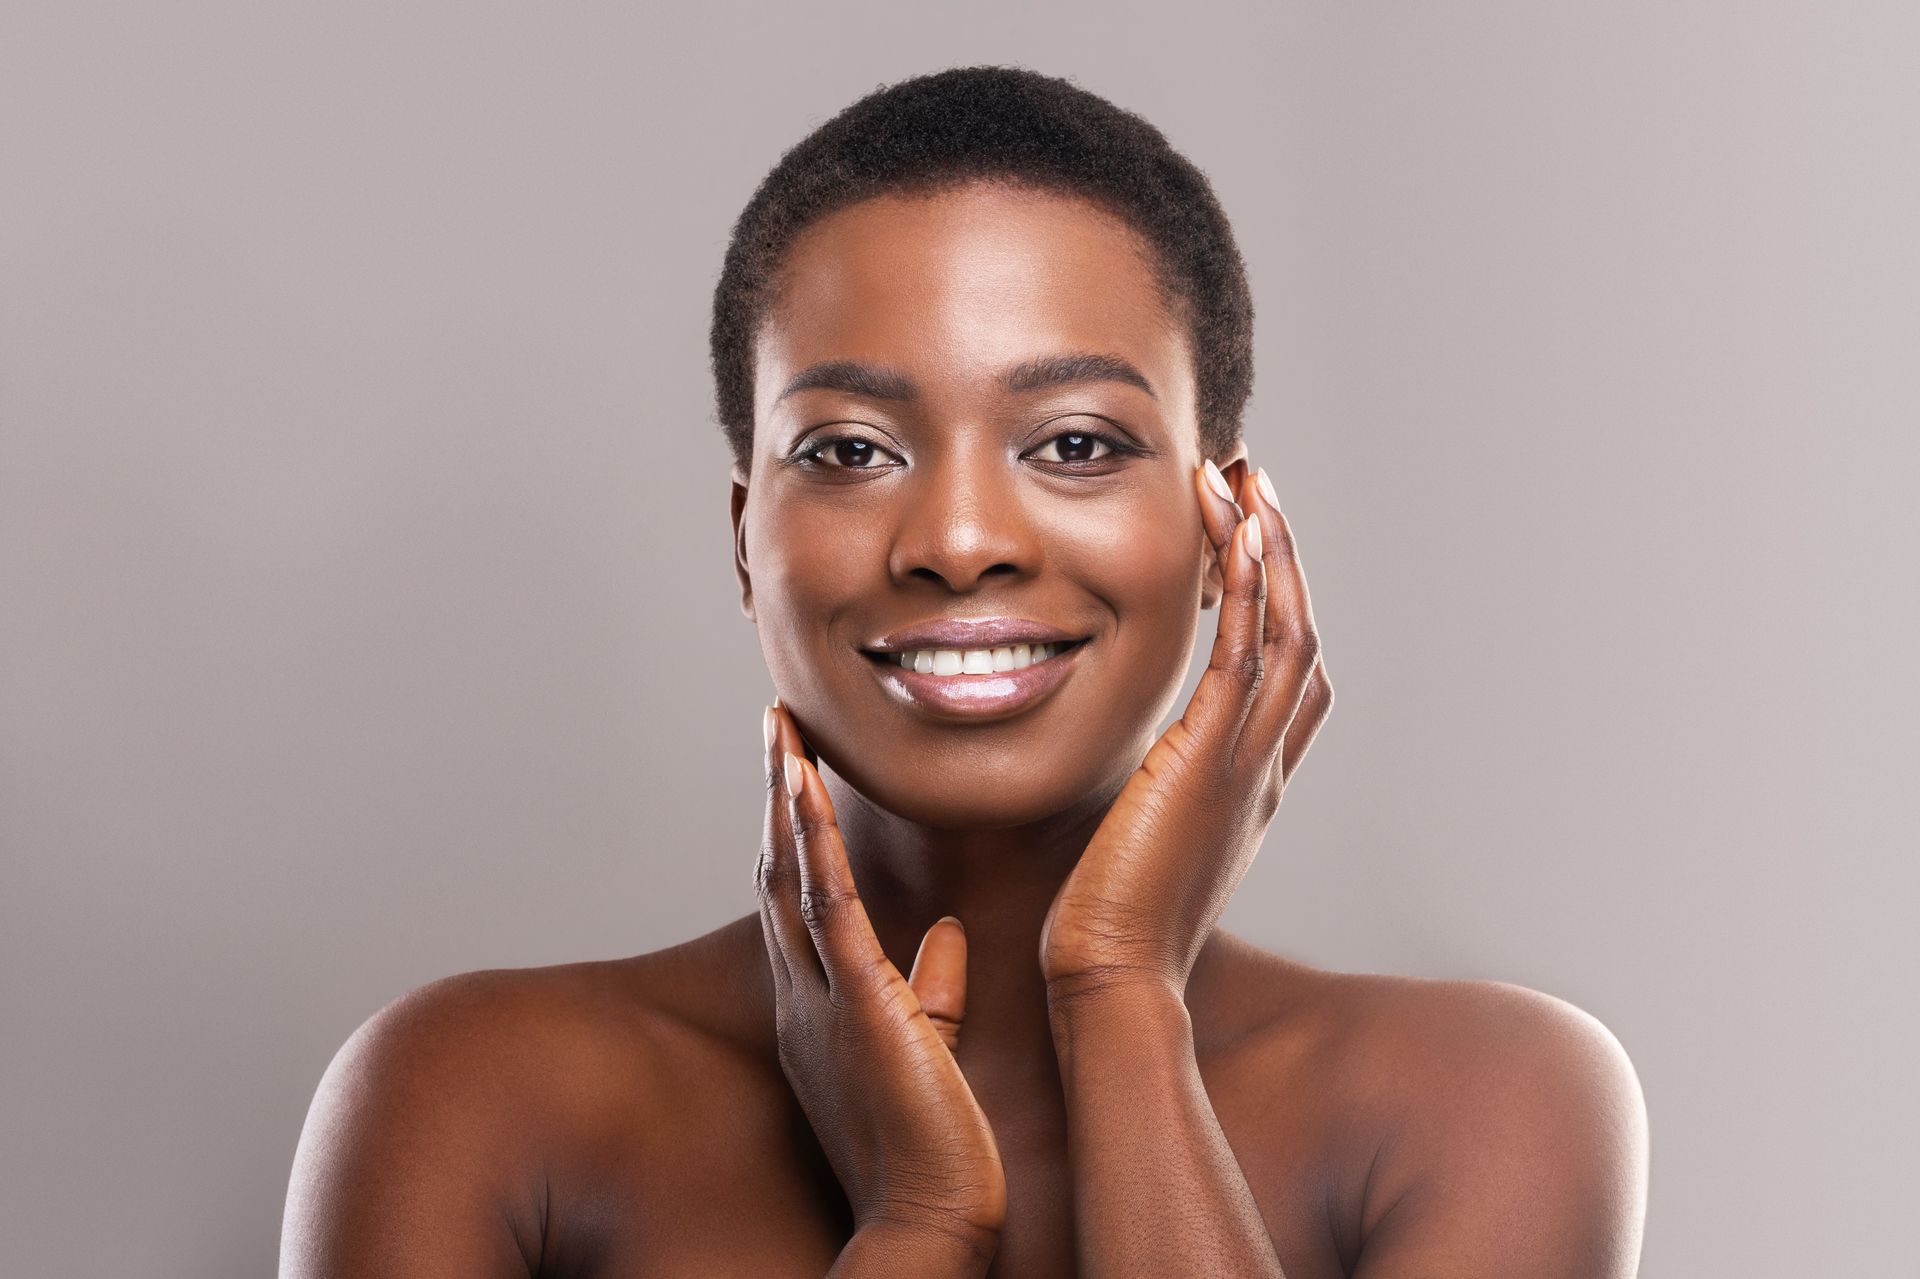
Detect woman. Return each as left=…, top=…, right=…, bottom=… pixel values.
left=281, top=66, right=1648, bottom=1277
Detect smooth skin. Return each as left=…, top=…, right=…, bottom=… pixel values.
left=281, top=184, right=1648, bottom=1277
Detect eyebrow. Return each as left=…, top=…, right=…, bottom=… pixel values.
left=775, top=351, right=1156, bottom=405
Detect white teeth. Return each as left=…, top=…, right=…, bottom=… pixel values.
left=887, top=642, right=1069, bottom=673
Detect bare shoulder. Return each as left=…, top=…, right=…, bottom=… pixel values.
left=1309, top=968, right=1644, bottom=1126
left=1337, top=971, right=1648, bottom=1275
left=1204, top=939, right=1648, bottom=1278
left=304, top=916, right=768, bottom=1138
left=282, top=917, right=775, bottom=1278
left=1323, top=972, right=1647, bottom=1275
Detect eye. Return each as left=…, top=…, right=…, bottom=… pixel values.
left=795, top=435, right=901, bottom=471
left=1028, top=425, right=1133, bottom=466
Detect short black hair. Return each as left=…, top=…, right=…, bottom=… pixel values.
left=709, top=65, right=1254, bottom=472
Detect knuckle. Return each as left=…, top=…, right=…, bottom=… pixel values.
left=798, top=885, right=850, bottom=926
left=757, top=840, right=797, bottom=894
left=773, top=1013, right=816, bottom=1064
left=870, top=975, right=920, bottom=1019
left=1309, top=662, right=1334, bottom=706
left=1233, top=646, right=1266, bottom=688
left=830, top=977, right=891, bottom=1022
left=752, top=846, right=773, bottom=894
left=837, top=952, right=905, bottom=1007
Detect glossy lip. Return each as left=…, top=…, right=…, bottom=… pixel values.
left=863, top=616, right=1087, bottom=652
left=861, top=638, right=1090, bottom=724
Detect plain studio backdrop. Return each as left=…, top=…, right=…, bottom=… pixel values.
left=2, top=3, right=1913, bottom=1275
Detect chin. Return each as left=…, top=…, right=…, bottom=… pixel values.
left=815, top=730, right=1137, bottom=832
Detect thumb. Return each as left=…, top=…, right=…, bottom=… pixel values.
left=907, top=916, right=969, bottom=1051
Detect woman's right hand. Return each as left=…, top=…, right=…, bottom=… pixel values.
left=756, top=702, right=1008, bottom=1262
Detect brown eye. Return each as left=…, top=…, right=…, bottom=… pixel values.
left=1032, top=430, right=1116, bottom=464
left=824, top=440, right=878, bottom=468
left=799, top=435, right=900, bottom=470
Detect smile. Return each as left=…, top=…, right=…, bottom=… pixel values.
left=859, top=639, right=1089, bottom=721
left=884, top=642, right=1072, bottom=675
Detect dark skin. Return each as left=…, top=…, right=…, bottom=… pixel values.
left=281, top=184, right=1648, bottom=1278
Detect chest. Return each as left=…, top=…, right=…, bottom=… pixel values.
left=539, top=1058, right=1358, bottom=1279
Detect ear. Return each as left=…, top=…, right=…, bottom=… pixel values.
left=1200, top=441, right=1251, bottom=611
left=730, top=463, right=755, bottom=623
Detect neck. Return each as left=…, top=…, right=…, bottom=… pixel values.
left=820, top=763, right=1120, bottom=1076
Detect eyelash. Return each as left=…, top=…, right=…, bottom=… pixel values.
left=790, top=425, right=1141, bottom=473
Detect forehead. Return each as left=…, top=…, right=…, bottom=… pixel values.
left=753, top=184, right=1193, bottom=425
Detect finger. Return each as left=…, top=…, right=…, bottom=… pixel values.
left=908, top=916, right=969, bottom=1051
left=1237, top=466, right=1324, bottom=766
left=759, top=706, right=821, bottom=986
left=784, top=750, right=894, bottom=995
left=755, top=708, right=790, bottom=994
left=756, top=896, right=791, bottom=996
left=1196, top=457, right=1245, bottom=561
left=773, top=695, right=817, bottom=767
left=1278, top=655, right=1334, bottom=784
left=1177, top=502, right=1269, bottom=760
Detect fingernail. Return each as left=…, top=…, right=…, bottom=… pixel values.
left=1242, top=512, right=1263, bottom=561
left=1201, top=458, right=1234, bottom=503
left=763, top=705, right=777, bottom=751
left=783, top=751, right=804, bottom=795
left=1255, top=466, right=1279, bottom=511
left=938, top=914, right=964, bottom=931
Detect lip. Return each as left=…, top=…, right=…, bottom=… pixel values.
left=860, top=638, right=1090, bottom=723
left=864, top=616, right=1087, bottom=652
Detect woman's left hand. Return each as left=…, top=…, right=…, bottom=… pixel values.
left=1039, top=458, right=1334, bottom=999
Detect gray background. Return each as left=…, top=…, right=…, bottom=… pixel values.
left=3, top=3, right=1912, bottom=1275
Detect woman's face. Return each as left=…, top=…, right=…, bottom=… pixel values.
left=732, top=182, right=1240, bottom=829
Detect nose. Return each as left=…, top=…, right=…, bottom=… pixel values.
left=886, top=440, right=1041, bottom=592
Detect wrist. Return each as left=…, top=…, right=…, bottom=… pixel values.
left=1047, top=969, right=1192, bottom=1059
left=844, top=1213, right=1001, bottom=1277
left=1045, top=966, right=1187, bottom=1021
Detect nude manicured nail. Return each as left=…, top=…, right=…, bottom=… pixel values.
left=1243, top=512, right=1263, bottom=561
left=763, top=705, right=777, bottom=751
left=783, top=752, right=804, bottom=795
left=1202, top=458, right=1234, bottom=503
left=1255, top=466, right=1279, bottom=511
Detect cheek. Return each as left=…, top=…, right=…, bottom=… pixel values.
left=1097, top=496, right=1205, bottom=616
left=747, top=504, right=871, bottom=692
left=1076, top=494, right=1210, bottom=716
